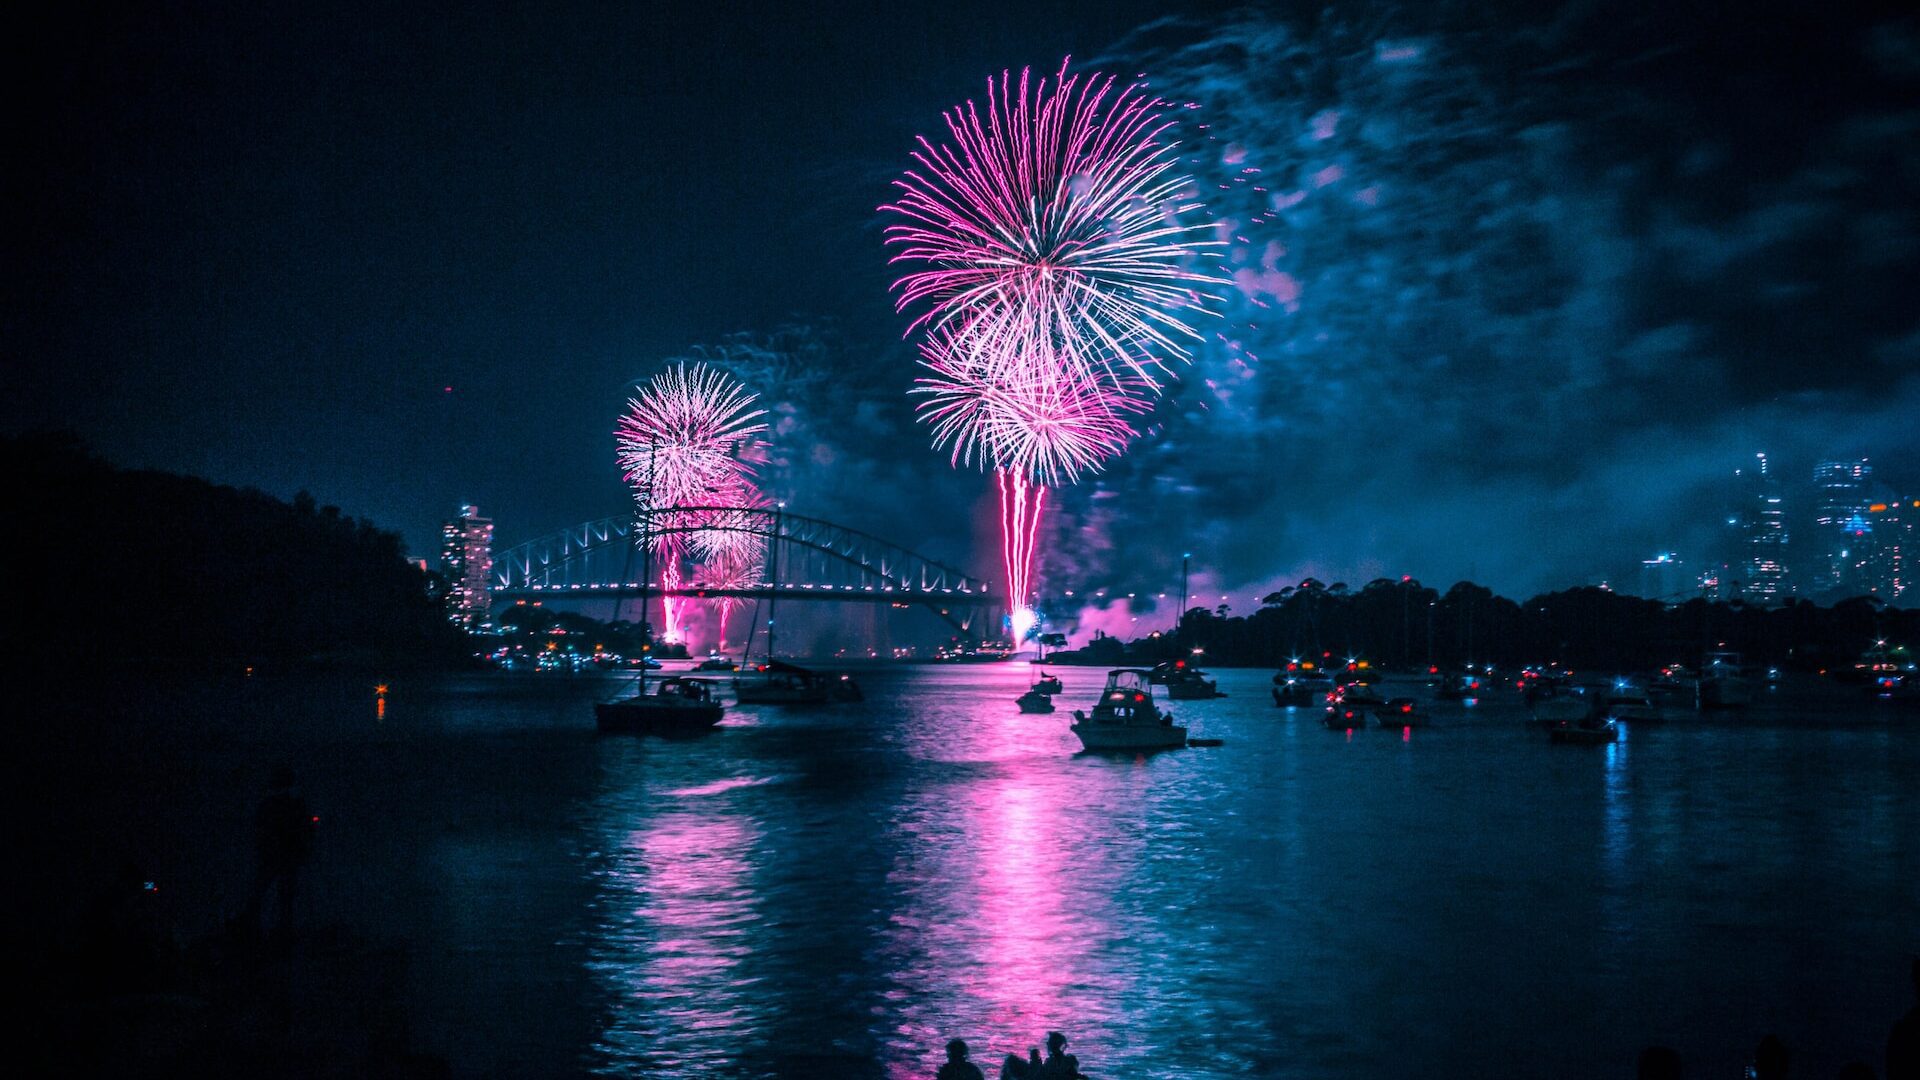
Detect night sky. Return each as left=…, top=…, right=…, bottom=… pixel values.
left=9, top=1, right=1918, bottom=605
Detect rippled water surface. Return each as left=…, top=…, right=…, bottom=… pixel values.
left=48, top=666, right=1920, bottom=1077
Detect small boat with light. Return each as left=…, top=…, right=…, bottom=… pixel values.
left=1697, top=650, right=1752, bottom=709
left=1336, top=680, right=1387, bottom=708
left=1031, top=672, right=1063, bottom=695
left=694, top=654, right=740, bottom=672
left=595, top=676, right=724, bottom=734
left=1323, top=702, right=1366, bottom=729
left=1016, top=687, right=1055, bottom=714
left=1071, top=669, right=1186, bottom=751
left=1373, top=697, right=1428, bottom=727
left=1165, top=667, right=1223, bottom=700
left=1602, top=686, right=1661, bottom=723
left=1549, top=716, right=1619, bottom=744
left=1273, top=671, right=1334, bottom=707
left=734, top=659, right=863, bottom=705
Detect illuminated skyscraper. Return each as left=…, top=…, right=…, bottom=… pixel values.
left=1730, top=454, right=1789, bottom=602
left=1639, top=552, right=1687, bottom=601
left=1865, top=497, right=1916, bottom=601
left=440, top=504, right=494, bottom=631
left=1809, top=458, right=1872, bottom=596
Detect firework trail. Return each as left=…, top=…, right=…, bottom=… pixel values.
left=615, top=362, right=768, bottom=640
left=884, top=58, right=1223, bottom=636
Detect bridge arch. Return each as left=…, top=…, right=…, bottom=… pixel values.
left=490, top=508, right=996, bottom=627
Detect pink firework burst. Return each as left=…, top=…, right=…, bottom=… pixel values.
left=914, top=309, right=1150, bottom=485
left=616, top=363, right=768, bottom=639
left=883, top=57, right=1225, bottom=387
left=883, top=58, right=1224, bottom=625
left=615, top=362, right=768, bottom=509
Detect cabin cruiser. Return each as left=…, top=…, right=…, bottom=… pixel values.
left=1323, top=700, right=1367, bottom=729
left=1602, top=686, right=1662, bottom=723
left=1273, top=672, right=1335, bottom=707
left=1336, top=680, right=1387, bottom=708
left=694, top=655, right=740, bottom=672
left=1698, top=650, right=1752, bottom=709
left=1435, top=672, right=1484, bottom=701
left=734, top=659, right=864, bottom=705
left=595, top=676, right=724, bottom=734
left=1549, top=716, right=1619, bottom=744
left=1015, top=687, right=1055, bottom=713
left=1373, top=697, right=1428, bottom=727
left=1165, top=667, right=1223, bottom=700
left=1070, top=669, right=1187, bottom=751
left=1030, top=672, right=1064, bottom=696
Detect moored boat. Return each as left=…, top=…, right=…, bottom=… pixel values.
left=1548, top=716, right=1619, bottom=744
left=1373, top=697, right=1428, bottom=727
left=734, top=659, right=864, bottom=705
left=1697, top=650, right=1751, bottom=709
left=1070, top=669, right=1186, bottom=751
left=595, top=676, right=725, bottom=734
left=1273, top=672, right=1334, bottom=707
left=1016, top=687, right=1055, bottom=713
left=1165, top=668, right=1223, bottom=700
left=1031, top=672, right=1064, bottom=695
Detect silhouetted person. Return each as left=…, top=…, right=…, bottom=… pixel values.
left=1837, top=1062, right=1876, bottom=1080
left=1040, top=1032, right=1082, bottom=1079
left=1637, top=1044, right=1683, bottom=1080
left=246, top=764, right=315, bottom=946
left=1000, top=1047, right=1042, bottom=1079
left=1753, top=1035, right=1791, bottom=1080
left=937, top=1039, right=983, bottom=1080
left=1891, top=958, right=1920, bottom=1080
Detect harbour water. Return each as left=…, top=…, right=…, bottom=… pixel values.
left=36, top=666, right=1919, bottom=1077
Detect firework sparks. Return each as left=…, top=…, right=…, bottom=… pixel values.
left=884, top=58, right=1223, bottom=635
left=616, top=362, right=769, bottom=640
left=883, top=58, right=1226, bottom=388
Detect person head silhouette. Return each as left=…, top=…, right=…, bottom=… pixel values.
left=1636, top=1045, right=1682, bottom=1080
left=945, top=1039, right=968, bottom=1062
left=1753, top=1034, right=1789, bottom=1080
left=1046, top=1032, right=1067, bottom=1055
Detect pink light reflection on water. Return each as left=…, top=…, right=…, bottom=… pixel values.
left=882, top=699, right=1134, bottom=1076
left=591, top=811, right=762, bottom=1072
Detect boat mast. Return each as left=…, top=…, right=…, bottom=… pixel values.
left=765, top=501, right=782, bottom=663
left=638, top=444, right=657, bottom=689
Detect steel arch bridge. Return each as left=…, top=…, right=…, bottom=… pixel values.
left=491, top=507, right=997, bottom=628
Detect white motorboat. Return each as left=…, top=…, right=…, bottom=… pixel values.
left=1698, top=650, right=1752, bottom=709
left=1071, top=669, right=1187, bottom=752
left=1602, top=687, right=1662, bottom=723
left=1273, top=672, right=1334, bottom=707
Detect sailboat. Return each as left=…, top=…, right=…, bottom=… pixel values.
left=596, top=460, right=725, bottom=734
left=731, top=503, right=863, bottom=705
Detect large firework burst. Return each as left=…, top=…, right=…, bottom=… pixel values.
left=883, top=58, right=1223, bottom=635
left=616, top=362, right=769, bottom=640
left=884, top=58, right=1225, bottom=388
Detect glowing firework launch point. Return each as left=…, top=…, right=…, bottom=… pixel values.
left=883, top=58, right=1225, bottom=638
